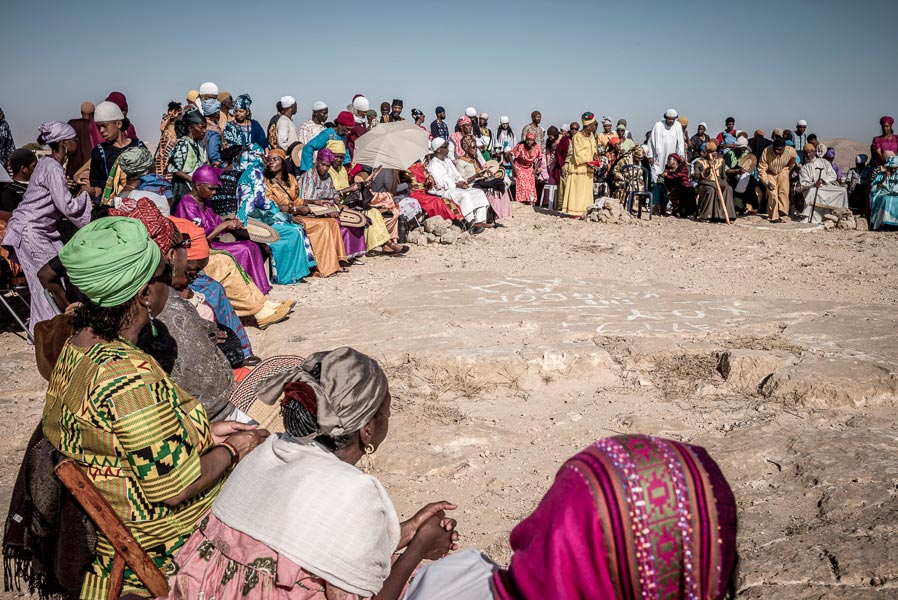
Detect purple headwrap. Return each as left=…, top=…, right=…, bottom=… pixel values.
left=193, top=165, right=223, bottom=186
left=492, top=435, right=738, bottom=600
left=824, top=148, right=836, bottom=160
left=317, top=148, right=336, bottom=164
left=38, top=121, right=76, bottom=144
left=880, top=116, right=894, bottom=128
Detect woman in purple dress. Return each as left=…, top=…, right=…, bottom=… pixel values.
left=173, top=165, right=271, bottom=294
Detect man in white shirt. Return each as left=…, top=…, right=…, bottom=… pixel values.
left=426, top=137, right=491, bottom=230
left=276, top=96, right=299, bottom=150
left=799, top=142, right=848, bottom=222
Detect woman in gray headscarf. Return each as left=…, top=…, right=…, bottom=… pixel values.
left=3, top=122, right=92, bottom=335
left=165, top=347, right=460, bottom=600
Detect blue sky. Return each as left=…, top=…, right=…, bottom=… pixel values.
left=2, top=0, right=895, bottom=147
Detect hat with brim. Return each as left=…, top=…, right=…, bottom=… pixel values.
left=482, top=160, right=504, bottom=179
left=227, top=355, right=306, bottom=431
left=246, top=218, right=280, bottom=244
left=290, top=142, right=305, bottom=167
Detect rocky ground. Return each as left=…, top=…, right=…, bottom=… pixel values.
left=1, top=200, right=897, bottom=598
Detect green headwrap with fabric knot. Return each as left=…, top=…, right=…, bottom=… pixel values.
left=58, top=217, right=162, bottom=307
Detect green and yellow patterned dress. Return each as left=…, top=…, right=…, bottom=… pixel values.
left=42, top=338, right=223, bottom=600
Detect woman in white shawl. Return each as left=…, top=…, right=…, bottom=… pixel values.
left=166, top=348, right=459, bottom=600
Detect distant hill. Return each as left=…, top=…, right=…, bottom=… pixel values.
left=825, top=138, right=870, bottom=171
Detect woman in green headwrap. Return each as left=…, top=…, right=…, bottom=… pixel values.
left=42, top=217, right=269, bottom=600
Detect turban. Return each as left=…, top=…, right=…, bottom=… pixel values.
left=616, top=123, right=626, bottom=131
left=80, top=101, right=94, bottom=114
left=170, top=217, right=210, bottom=261
left=108, top=198, right=175, bottom=255
left=199, top=81, right=219, bottom=95
left=193, top=165, right=222, bottom=186
left=678, top=116, right=689, bottom=127
left=187, top=90, right=200, bottom=102
left=352, top=96, right=369, bottom=112
left=465, top=107, right=477, bottom=118
left=59, top=217, right=162, bottom=307
left=105, top=91, right=128, bottom=111
left=705, top=141, right=718, bottom=151
left=457, top=115, right=471, bottom=127
left=664, top=108, right=678, bottom=118
left=392, top=99, right=403, bottom=107
left=268, top=148, right=287, bottom=160
left=435, top=106, right=445, bottom=114
left=773, top=137, right=786, bottom=148
left=581, top=112, right=596, bottom=126
left=317, top=148, right=337, bottom=164
left=94, top=101, right=124, bottom=123
left=881, top=116, right=895, bottom=127
left=117, top=146, right=154, bottom=176
left=202, top=98, right=221, bottom=116
left=601, top=117, right=612, bottom=125
left=824, top=148, right=835, bottom=160
left=335, top=111, right=355, bottom=127
left=280, top=95, right=297, bottom=108
left=411, top=109, right=423, bottom=119
left=182, top=108, right=206, bottom=126
left=326, top=139, right=347, bottom=155
left=235, top=94, right=252, bottom=110
left=796, top=119, right=807, bottom=127
left=312, top=101, right=328, bottom=111
left=500, top=116, right=509, bottom=124
left=38, top=121, right=76, bottom=144
left=430, top=137, right=446, bottom=151
left=803, top=143, right=816, bottom=154
left=218, top=91, right=233, bottom=103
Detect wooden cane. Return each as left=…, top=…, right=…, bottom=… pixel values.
left=708, top=157, right=731, bottom=224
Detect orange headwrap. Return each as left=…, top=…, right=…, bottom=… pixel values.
left=705, top=141, right=718, bottom=152
left=803, top=143, right=816, bottom=154
left=170, top=216, right=210, bottom=261
left=268, top=148, right=287, bottom=160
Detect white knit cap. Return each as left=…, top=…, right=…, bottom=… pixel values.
left=280, top=96, right=296, bottom=108
left=500, top=116, right=509, bottom=124
left=312, top=101, right=328, bottom=111
left=430, top=137, right=446, bottom=151
left=94, top=101, right=124, bottom=123
left=199, top=81, right=219, bottom=95
left=797, top=119, right=807, bottom=126
left=735, top=137, right=749, bottom=148
left=465, top=107, right=477, bottom=118
left=698, top=121, right=708, bottom=128
left=479, top=112, right=489, bottom=120
left=664, top=108, right=678, bottom=118
left=352, top=96, right=370, bottom=112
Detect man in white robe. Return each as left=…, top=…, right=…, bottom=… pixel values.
left=647, top=108, right=686, bottom=180
left=799, top=143, right=849, bottom=222
left=426, top=137, right=490, bottom=227
left=276, top=96, right=299, bottom=150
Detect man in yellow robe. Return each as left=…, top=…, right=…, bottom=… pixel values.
left=561, top=112, right=599, bottom=217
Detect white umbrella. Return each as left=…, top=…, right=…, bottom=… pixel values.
left=352, top=121, right=430, bottom=170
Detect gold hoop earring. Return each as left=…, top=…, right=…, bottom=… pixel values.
left=362, top=443, right=375, bottom=473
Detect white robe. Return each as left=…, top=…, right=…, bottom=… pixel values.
left=799, top=157, right=848, bottom=222
left=427, top=157, right=490, bottom=223
left=276, top=114, right=299, bottom=150
left=647, top=120, right=686, bottom=178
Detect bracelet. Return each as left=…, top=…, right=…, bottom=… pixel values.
left=218, top=441, right=240, bottom=467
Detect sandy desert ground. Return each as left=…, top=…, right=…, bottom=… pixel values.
left=1, top=139, right=896, bottom=598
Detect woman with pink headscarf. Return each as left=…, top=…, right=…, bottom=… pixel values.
left=405, top=434, right=739, bottom=600
left=451, top=116, right=475, bottom=160
left=511, top=132, right=542, bottom=204
left=871, top=116, right=897, bottom=168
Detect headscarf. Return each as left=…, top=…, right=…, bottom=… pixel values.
left=187, top=90, right=200, bottom=103
left=678, top=116, right=689, bottom=128
left=665, top=153, right=691, bottom=187
left=581, top=112, right=596, bottom=127
left=105, top=91, right=128, bottom=111
left=235, top=94, right=253, bottom=111
left=170, top=216, right=210, bottom=261
left=101, top=146, right=155, bottom=203
left=366, top=109, right=377, bottom=120
left=824, top=148, right=836, bottom=160
left=524, top=131, right=536, bottom=142
left=202, top=99, right=221, bottom=116
left=108, top=198, right=176, bottom=255
left=58, top=217, right=162, bottom=307
left=705, top=140, right=718, bottom=152
left=255, top=347, right=389, bottom=438
left=886, top=155, right=898, bottom=169
left=317, top=148, right=337, bottom=164
left=492, top=435, right=738, bottom=600
left=182, top=108, right=205, bottom=127
left=193, top=164, right=222, bottom=186
left=880, top=116, right=894, bottom=128
left=803, top=143, right=816, bottom=154
left=457, top=115, right=471, bottom=128
left=268, top=148, right=287, bottom=160
left=38, top=121, right=76, bottom=144
left=815, top=143, right=827, bottom=158
left=855, top=154, right=868, bottom=165
left=326, top=140, right=346, bottom=155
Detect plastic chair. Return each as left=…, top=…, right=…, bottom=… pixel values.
left=55, top=459, right=169, bottom=600
left=538, top=184, right=558, bottom=209
left=622, top=165, right=653, bottom=220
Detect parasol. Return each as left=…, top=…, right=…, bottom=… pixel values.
left=352, top=120, right=430, bottom=170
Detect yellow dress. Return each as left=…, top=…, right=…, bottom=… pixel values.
left=329, top=166, right=392, bottom=250
left=561, top=132, right=597, bottom=216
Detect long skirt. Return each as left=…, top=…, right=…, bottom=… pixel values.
left=485, top=189, right=513, bottom=218
left=269, top=222, right=313, bottom=284
left=365, top=208, right=393, bottom=250
left=204, top=251, right=266, bottom=317
left=5, top=232, right=60, bottom=336
left=369, top=193, right=399, bottom=241
left=870, top=189, right=898, bottom=230
left=696, top=181, right=736, bottom=221
left=210, top=239, right=271, bottom=296
left=514, top=166, right=537, bottom=204
left=560, top=171, right=593, bottom=216
left=800, top=186, right=849, bottom=223
left=296, top=216, right=346, bottom=277
left=340, top=224, right=366, bottom=259
left=410, top=190, right=462, bottom=220
left=441, top=188, right=490, bottom=224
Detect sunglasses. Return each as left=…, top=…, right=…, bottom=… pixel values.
left=149, top=262, right=174, bottom=287
left=172, top=237, right=192, bottom=250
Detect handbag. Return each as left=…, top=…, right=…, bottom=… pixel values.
left=215, top=323, right=245, bottom=368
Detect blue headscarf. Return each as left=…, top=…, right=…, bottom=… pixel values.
left=235, top=94, right=252, bottom=111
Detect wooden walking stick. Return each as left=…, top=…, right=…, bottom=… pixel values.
left=708, top=157, right=731, bottom=224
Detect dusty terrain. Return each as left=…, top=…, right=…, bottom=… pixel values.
left=2, top=192, right=897, bottom=598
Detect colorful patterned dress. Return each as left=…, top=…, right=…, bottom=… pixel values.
left=42, top=339, right=222, bottom=600
left=511, top=143, right=542, bottom=204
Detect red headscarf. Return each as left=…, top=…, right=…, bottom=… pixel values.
left=492, top=435, right=737, bottom=600
left=108, top=197, right=175, bottom=254
left=664, top=153, right=692, bottom=187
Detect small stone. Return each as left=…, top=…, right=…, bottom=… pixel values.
left=856, top=217, right=869, bottom=231
left=823, top=220, right=836, bottom=230
left=822, top=214, right=839, bottom=223
left=440, top=229, right=462, bottom=244
left=423, top=216, right=450, bottom=236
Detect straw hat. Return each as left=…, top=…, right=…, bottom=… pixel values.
left=245, top=218, right=280, bottom=244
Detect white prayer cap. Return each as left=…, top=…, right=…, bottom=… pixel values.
left=352, top=96, right=370, bottom=112
left=199, top=81, right=219, bottom=95
left=664, top=108, right=678, bottom=118
left=430, top=137, right=446, bottom=151
left=479, top=112, right=489, bottom=120
left=796, top=119, right=808, bottom=126
left=312, top=101, right=328, bottom=111
left=465, top=107, right=477, bottom=118
left=735, top=137, right=749, bottom=148
left=94, top=101, right=124, bottom=123
left=698, top=121, right=707, bottom=128
left=500, top=116, right=509, bottom=124
left=280, top=96, right=296, bottom=108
